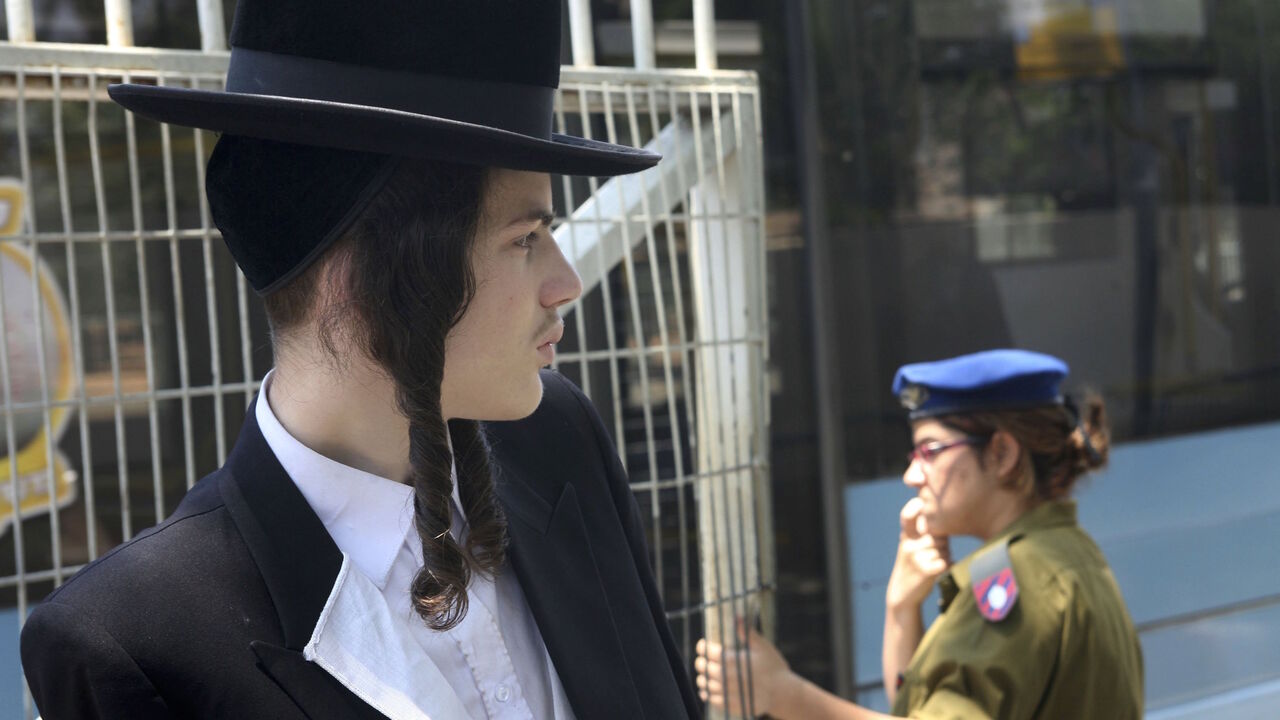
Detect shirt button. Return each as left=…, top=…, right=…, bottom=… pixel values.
left=495, top=684, right=511, bottom=703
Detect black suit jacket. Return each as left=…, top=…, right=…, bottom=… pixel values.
left=21, top=370, right=700, bottom=720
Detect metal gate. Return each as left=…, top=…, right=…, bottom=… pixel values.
left=0, top=2, right=772, bottom=717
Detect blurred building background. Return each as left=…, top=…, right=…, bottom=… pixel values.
left=3, top=0, right=1280, bottom=717
left=617, top=0, right=1279, bottom=715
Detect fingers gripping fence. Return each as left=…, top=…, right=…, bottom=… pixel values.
left=0, top=46, right=773, bottom=718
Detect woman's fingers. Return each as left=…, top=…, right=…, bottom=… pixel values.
left=913, top=547, right=950, bottom=573
left=697, top=639, right=723, bottom=662
left=900, top=497, right=925, bottom=537
left=699, top=689, right=726, bottom=708
left=694, top=655, right=723, bottom=678
left=906, top=532, right=952, bottom=573
left=889, top=519, right=955, bottom=609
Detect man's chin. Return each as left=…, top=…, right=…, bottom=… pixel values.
left=512, top=378, right=546, bottom=419
left=477, top=378, right=545, bottom=422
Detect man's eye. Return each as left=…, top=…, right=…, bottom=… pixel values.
left=516, top=231, right=538, bottom=248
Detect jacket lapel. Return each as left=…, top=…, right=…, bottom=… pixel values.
left=220, top=404, right=470, bottom=720
left=219, top=407, right=342, bottom=651
left=250, top=641, right=390, bottom=720
left=497, top=463, right=646, bottom=720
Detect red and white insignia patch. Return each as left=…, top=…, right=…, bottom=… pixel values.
left=972, top=567, right=1019, bottom=622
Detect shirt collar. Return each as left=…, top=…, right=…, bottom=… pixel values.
left=940, top=499, right=1077, bottom=610
left=256, top=370, right=463, bottom=590
left=997, top=498, right=1077, bottom=539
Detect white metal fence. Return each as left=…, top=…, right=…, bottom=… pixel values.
left=0, top=2, right=772, bottom=718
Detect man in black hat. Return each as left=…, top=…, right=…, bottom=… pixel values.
left=19, top=1, right=699, bottom=718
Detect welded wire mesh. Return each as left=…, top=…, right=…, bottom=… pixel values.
left=0, top=50, right=771, bottom=718
left=550, top=72, right=773, bottom=682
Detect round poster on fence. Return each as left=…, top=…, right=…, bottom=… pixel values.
left=0, top=178, right=78, bottom=536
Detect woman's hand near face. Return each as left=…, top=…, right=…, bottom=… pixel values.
left=882, top=497, right=951, bottom=703
left=886, top=497, right=951, bottom=612
left=696, top=619, right=800, bottom=718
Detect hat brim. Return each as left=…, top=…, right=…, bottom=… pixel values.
left=107, top=84, right=660, bottom=177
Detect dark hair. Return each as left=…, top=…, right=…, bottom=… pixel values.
left=263, top=157, right=506, bottom=631
left=936, top=393, right=1110, bottom=500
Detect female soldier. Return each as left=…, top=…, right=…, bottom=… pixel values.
left=696, top=349, right=1143, bottom=719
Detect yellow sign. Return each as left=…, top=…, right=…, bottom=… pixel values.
left=0, top=178, right=78, bottom=536
left=1015, top=3, right=1127, bottom=81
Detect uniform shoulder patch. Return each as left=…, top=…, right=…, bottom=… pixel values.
left=969, top=538, right=1019, bottom=622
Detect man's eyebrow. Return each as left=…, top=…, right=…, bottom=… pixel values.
left=507, top=209, right=555, bottom=228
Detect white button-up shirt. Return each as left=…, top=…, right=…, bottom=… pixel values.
left=256, top=372, right=573, bottom=719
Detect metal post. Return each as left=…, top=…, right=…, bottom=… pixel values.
left=631, top=0, right=656, bottom=70
left=4, top=0, right=35, bottom=42
left=693, top=0, right=717, bottom=71
left=1252, top=0, right=1278, bottom=205
left=785, top=0, right=854, bottom=700
left=691, top=144, right=761, bottom=720
left=104, top=0, right=135, bottom=47
left=566, top=0, right=595, bottom=67
left=197, top=0, right=228, bottom=52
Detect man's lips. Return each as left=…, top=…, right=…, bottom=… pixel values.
left=537, top=320, right=564, bottom=349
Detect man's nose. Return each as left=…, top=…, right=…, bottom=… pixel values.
left=543, top=239, right=583, bottom=308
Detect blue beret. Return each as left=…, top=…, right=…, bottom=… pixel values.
left=892, top=349, right=1069, bottom=419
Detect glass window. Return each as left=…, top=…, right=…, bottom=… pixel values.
left=799, top=0, right=1280, bottom=479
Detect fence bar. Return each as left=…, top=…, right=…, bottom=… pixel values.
left=575, top=86, right=625, bottom=466
left=691, top=83, right=765, bottom=718
left=104, top=0, right=134, bottom=47
left=654, top=85, right=699, bottom=660
left=154, top=77, right=198, bottom=491
left=693, top=0, right=717, bottom=71
left=566, top=0, right=595, bottom=67
left=625, top=84, right=682, bottom=607
left=193, top=121, right=227, bottom=465
left=13, top=66, right=36, bottom=720
left=551, top=99, right=592, bottom=399
left=605, top=84, right=663, bottom=600
left=86, top=74, right=112, bottom=561
left=631, top=0, right=656, bottom=70
left=51, top=67, right=77, bottom=584
left=197, top=0, right=227, bottom=52
left=747, top=86, right=778, bottom=640
left=4, top=0, right=34, bottom=42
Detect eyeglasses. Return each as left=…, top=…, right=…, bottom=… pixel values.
left=906, top=436, right=989, bottom=466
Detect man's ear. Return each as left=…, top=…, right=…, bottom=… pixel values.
left=987, top=430, right=1022, bottom=482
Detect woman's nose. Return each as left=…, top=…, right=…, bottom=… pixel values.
left=902, top=459, right=926, bottom=489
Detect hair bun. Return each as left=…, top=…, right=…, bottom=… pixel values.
left=1071, top=392, right=1110, bottom=472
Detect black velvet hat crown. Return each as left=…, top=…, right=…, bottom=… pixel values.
left=108, top=0, right=658, bottom=176
left=108, top=0, right=660, bottom=295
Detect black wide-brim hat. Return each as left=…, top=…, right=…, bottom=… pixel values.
left=108, top=0, right=661, bottom=294
left=108, top=0, right=657, bottom=178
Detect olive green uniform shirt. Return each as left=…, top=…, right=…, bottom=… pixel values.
left=892, top=501, right=1143, bottom=719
